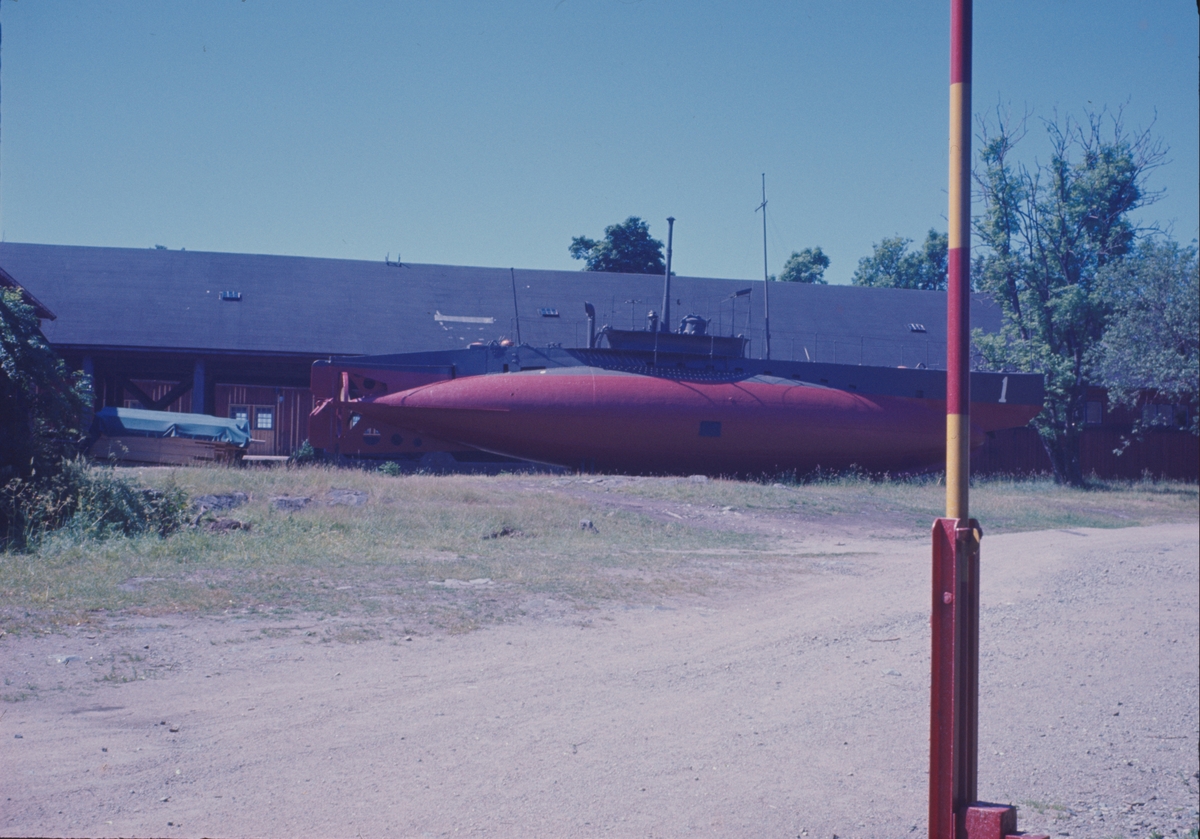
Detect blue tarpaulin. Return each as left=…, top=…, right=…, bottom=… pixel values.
left=92, top=407, right=252, bottom=447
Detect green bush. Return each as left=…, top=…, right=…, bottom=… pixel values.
left=378, top=460, right=403, bottom=477
left=0, top=459, right=189, bottom=551
left=289, top=439, right=317, bottom=465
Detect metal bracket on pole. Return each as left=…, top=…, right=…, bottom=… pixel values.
left=929, top=520, right=1047, bottom=839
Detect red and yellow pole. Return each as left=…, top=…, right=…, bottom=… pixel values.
left=930, top=6, right=1046, bottom=838
left=946, top=0, right=972, bottom=522
left=930, top=1, right=980, bottom=837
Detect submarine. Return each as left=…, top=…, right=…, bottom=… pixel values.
left=307, top=308, right=1043, bottom=476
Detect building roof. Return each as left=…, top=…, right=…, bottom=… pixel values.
left=0, top=242, right=1000, bottom=368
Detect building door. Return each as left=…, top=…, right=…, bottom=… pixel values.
left=231, top=405, right=277, bottom=455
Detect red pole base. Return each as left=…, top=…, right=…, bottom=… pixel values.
left=930, top=518, right=981, bottom=838
left=929, top=521, right=1050, bottom=839
left=965, top=803, right=1049, bottom=839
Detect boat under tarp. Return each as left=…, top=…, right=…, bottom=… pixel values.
left=89, top=407, right=251, bottom=465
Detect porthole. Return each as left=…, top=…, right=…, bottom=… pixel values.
left=390, top=433, right=403, bottom=446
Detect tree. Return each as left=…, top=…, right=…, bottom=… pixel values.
left=851, top=229, right=948, bottom=290
left=569, top=216, right=665, bottom=274
left=0, top=288, right=91, bottom=485
left=777, top=247, right=830, bottom=284
left=971, top=108, right=1166, bottom=485
left=1, top=288, right=93, bottom=546
left=1091, top=239, right=1198, bottom=435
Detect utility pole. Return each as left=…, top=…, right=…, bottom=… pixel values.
left=510, top=268, right=522, bottom=346
left=756, top=175, right=771, bottom=360
left=661, top=217, right=675, bottom=332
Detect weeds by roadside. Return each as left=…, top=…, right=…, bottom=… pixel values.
left=0, top=458, right=189, bottom=551
left=0, top=465, right=759, bottom=634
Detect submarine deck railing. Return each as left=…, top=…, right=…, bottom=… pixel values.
left=510, top=317, right=959, bottom=369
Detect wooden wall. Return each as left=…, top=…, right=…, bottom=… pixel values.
left=971, top=426, right=1198, bottom=480
left=1079, top=429, right=1199, bottom=480
left=117, top=379, right=314, bottom=456
left=123, top=379, right=193, bottom=413
left=215, top=385, right=315, bottom=456
left=971, top=427, right=1050, bottom=476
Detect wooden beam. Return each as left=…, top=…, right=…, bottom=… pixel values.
left=117, top=377, right=194, bottom=412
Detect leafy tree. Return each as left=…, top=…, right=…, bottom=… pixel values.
left=569, top=216, right=665, bottom=274
left=1, top=288, right=95, bottom=546
left=1, top=288, right=91, bottom=485
left=777, top=247, right=830, bottom=284
left=971, top=109, right=1166, bottom=485
left=851, top=229, right=948, bottom=291
left=1091, top=239, right=1198, bottom=435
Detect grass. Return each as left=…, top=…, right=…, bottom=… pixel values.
left=1020, top=798, right=1073, bottom=816
left=0, top=466, right=756, bottom=634
left=603, top=472, right=1199, bottom=534
left=0, top=465, right=1194, bottom=636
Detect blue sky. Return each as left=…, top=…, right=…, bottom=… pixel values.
left=2, top=1, right=1196, bottom=285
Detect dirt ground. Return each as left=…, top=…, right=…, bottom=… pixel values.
left=2, top=520, right=1197, bottom=839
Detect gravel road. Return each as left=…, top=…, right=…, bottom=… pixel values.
left=2, top=522, right=1196, bottom=838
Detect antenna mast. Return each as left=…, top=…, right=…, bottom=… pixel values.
left=756, top=174, right=771, bottom=360
left=509, top=268, right=522, bottom=345
left=660, top=217, right=675, bottom=332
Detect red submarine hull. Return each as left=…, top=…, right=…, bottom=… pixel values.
left=352, top=365, right=1040, bottom=475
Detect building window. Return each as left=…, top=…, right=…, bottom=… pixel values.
left=256, top=409, right=274, bottom=430
left=230, top=406, right=249, bottom=424
left=1142, top=403, right=1188, bottom=429
left=1085, top=401, right=1103, bottom=425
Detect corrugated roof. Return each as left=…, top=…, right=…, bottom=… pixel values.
left=0, top=242, right=999, bottom=367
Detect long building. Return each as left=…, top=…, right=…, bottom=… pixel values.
left=1, top=241, right=1192, bottom=477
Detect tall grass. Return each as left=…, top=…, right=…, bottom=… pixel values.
left=0, top=459, right=189, bottom=551
left=1, top=465, right=1194, bottom=635
left=1, top=465, right=757, bottom=634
